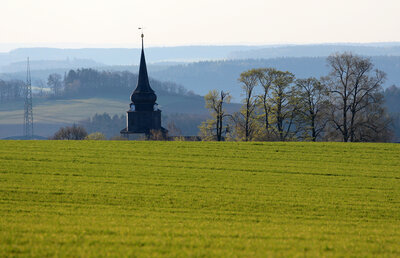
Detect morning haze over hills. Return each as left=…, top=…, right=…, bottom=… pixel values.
left=1, top=43, right=400, bottom=96
left=1, top=43, right=400, bottom=139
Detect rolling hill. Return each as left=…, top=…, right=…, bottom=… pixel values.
left=0, top=94, right=211, bottom=139
left=2, top=56, right=399, bottom=101
left=148, top=56, right=400, bottom=99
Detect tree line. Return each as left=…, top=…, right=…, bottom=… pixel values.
left=0, top=80, right=25, bottom=102
left=47, top=69, right=195, bottom=98
left=0, top=74, right=65, bottom=102
left=62, top=69, right=194, bottom=98
left=200, top=52, right=394, bottom=142
left=0, top=68, right=195, bottom=103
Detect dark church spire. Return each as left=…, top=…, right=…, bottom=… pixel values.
left=121, top=29, right=166, bottom=137
left=130, top=31, right=157, bottom=111
left=134, top=32, right=154, bottom=94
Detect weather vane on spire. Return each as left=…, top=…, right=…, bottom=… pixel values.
left=138, top=27, right=144, bottom=38
left=138, top=27, right=145, bottom=48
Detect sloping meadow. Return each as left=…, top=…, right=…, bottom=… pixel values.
left=0, top=141, right=399, bottom=256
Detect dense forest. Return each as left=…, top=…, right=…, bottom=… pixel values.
left=0, top=68, right=196, bottom=102
left=62, top=68, right=195, bottom=98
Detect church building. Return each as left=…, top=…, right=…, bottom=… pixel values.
left=120, top=33, right=167, bottom=138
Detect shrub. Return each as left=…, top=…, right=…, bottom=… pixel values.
left=52, top=124, right=88, bottom=140
left=85, top=132, right=106, bottom=140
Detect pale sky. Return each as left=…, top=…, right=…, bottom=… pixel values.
left=1, top=0, right=399, bottom=51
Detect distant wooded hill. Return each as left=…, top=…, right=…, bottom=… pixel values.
left=0, top=68, right=241, bottom=139
left=0, top=46, right=260, bottom=69
left=229, top=44, right=400, bottom=59
left=147, top=56, right=400, bottom=100
left=1, top=43, right=400, bottom=70
left=3, top=56, right=399, bottom=101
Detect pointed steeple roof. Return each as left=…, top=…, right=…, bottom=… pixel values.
left=130, top=32, right=157, bottom=110
left=134, top=34, right=154, bottom=93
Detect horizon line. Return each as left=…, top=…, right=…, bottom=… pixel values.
left=1, top=41, right=400, bottom=53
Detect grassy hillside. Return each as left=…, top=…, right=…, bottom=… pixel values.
left=0, top=141, right=399, bottom=256
left=0, top=95, right=208, bottom=125
left=0, top=94, right=216, bottom=138
left=0, top=98, right=125, bottom=125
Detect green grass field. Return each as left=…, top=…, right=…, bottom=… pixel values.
left=0, top=141, right=399, bottom=257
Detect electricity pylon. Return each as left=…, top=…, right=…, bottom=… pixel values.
left=23, top=57, right=33, bottom=139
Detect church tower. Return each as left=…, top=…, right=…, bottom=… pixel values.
left=120, top=32, right=166, bottom=137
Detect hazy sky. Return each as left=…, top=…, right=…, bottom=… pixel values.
left=1, top=0, right=399, bottom=51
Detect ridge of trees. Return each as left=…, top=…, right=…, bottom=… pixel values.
left=62, top=69, right=195, bottom=98
left=0, top=79, right=25, bottom=102
left=149, top=56, right=400, bottom=98
left=0, top=68, right=196, bottom=103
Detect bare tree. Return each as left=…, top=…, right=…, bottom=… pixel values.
left=149, top=129, right=168, bottom=141
left=254, top=68, right=277, bottom=134
left=295, top=77, right=329, bottom=141
left=268, top=70, right=297, bottom=141
left=324, top=52, right=387, bottom=142
left=351, top=92, right=393, bottom=142
left=199, top=90, right=231, bottom=141
left=0, top=80, right=5, bottom=102
left=236, top=70, right=258, bottom=141
left=0, top=80, right=24, bottom=102
left=167, top=121, right=182, bottom=136
left=47, top=73, right=62, bottom=97
left=35, top=80, right=46, bottom=97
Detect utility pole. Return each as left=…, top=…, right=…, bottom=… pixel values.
left=23, top=57, right=33, bottom=139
